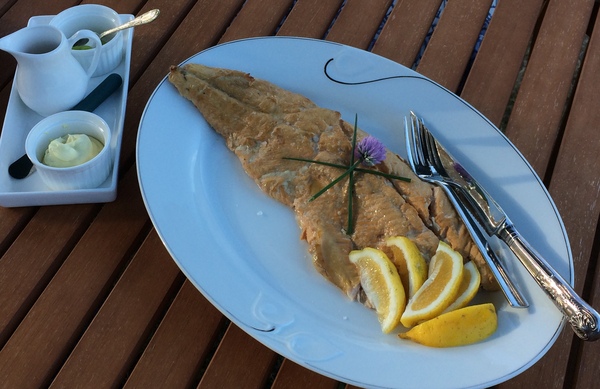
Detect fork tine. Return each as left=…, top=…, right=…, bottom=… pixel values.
left=407, top=111, right=426, bottom=168
left=418, top=116, right=447, bottom=175
left=404, top=113, right=418, bottom=170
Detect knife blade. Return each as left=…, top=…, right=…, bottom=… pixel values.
left=428, top=127, right=600, bottom=341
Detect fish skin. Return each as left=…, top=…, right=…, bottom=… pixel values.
left=168, top=63, right=498, bottom=296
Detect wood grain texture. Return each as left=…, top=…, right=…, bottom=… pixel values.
left=48, top=230, right=181, bottom=387
left=372, top=0, right=442, bottom=67
left=219, top=0, right=295, bottom=43
left=461, top=0, right=545, bottom=126
left=197, top=324, right=278, bottom=388
left=124, top=280, right=225, bottom=388
left=325, top=0, right=394, bottom=49
left=277, top=0, right=344, bottom=39
left=503, top=0, right=595, bottom=178
left=417, top=0, right=493, bottom=91
left=0, top=168, right=149, bottom=389
left=0, top=203, right=97, bottom=347
left=271, top=359, right=340, bottom=389
left=544, top=11, right=600, bottom=389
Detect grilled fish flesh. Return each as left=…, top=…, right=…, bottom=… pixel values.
left=168, top=63, right=497, bottom=299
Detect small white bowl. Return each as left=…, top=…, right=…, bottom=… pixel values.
left=50, top=4, right=124, bottom=77
left=26, top=111, right=112, bottom=190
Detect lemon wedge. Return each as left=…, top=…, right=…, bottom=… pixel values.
left=399, top=303, right=498, bottom=347
left=349, top=247, right=406, bottom=333
left=443, top=261, right=481, bottom=313
left=400, top=241, right=463, bottom=328
left=385, top=236, right=428, bottom=300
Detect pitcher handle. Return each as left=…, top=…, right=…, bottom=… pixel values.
left=67, top=30, right=102, bottom=77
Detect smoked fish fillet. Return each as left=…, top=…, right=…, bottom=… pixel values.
left=168, top=63, right=497, bottom=299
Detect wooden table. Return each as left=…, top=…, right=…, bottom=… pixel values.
left=1, top=0, right=600, bottom=387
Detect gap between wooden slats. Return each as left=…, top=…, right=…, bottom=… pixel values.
left=325, top=0, right=394, bottom=49
left=219, top=0, right=295, bottom=43
left=0, top=168, right=151, bottom=389
left=0, top=203, right=99, bottom=347
left=276, top=0, right=344, bottom=39
left=460, top=0, right=546, bottom=127
left=123, top=280, right=228, bottom=388
left=503, top=0, right=595, bottom=179
left=497, top=2, right=596, bottom=389
left=270, top=359, right=340, bottom=389
left=416, top=0, right=493, bottom=92
left=371, top=0, right=443, bottom=67
left=197, top=324, right=278, bottom=388
left=49, top=230, right=184, bottom=388
left=544, top=6, right=600, bottom=387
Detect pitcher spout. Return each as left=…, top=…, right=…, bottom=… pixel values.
left=0, top=25, right=63, bottom=60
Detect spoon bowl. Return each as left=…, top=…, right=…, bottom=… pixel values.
left=72, top=9, right=160, bottom=48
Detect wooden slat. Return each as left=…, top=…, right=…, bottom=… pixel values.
left=49, top=230, right=182, bottom=387
left=371, top=0, right=442, bottom=67
left=0, top=205, right=36, bottom=255
left=544, top=9, right=600, bottom=389
left=0, top=203, right=97, bottom=346
left=554, top=6, right=600, bottom=385
left=0, top=168, right=149, bottom=389
left=503, top=0, right=595, bottom=177
left=0, top=81, right=12, bottom=124
left=0, top=0, right=17, bottom=17
left=197, top=324, right=278, bottom=388
left=549, top=7, right=600, bottom=307
left=277, top=0, right=343, bottom=39
left=416, top=0, right=493, bottom=91
left=325, top=0, right=394, bottom=49
left=460, top=0, right=545, bottom=126
left=219, top=0, right=295, bottom=43
left=498, top=2, right=597, bottom=388
left=271, top=359, right=340, bottom=389
left=124, top=281, right=225, bottom=388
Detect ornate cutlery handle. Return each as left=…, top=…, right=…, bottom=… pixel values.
left=497, top=221, right=600, bottom=341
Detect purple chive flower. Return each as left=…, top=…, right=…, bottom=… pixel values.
left=354, top=136, right=387, bottom=166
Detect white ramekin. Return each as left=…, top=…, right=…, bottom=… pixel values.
left=26, top=111, right=112, bottom=190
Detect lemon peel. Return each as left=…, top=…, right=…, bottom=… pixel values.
left=399, top=303, right=498, bottom=347
left=349, top=247, right=406, bottom=333
left=385, top=236, right=428, bottom=299
left=443, top=261, right=481, bottom=313
left=400, top=241, right=463, bottom=328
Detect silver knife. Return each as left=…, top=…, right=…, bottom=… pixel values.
left=429, top=126, right=600, bottom=341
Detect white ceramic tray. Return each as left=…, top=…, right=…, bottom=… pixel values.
left=0, top=14, right=133, bottom=207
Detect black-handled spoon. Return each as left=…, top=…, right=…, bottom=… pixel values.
left=8, top=73, right=123, bottom=179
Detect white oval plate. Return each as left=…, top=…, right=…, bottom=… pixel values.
left=136, top=37, right=571, bottom=389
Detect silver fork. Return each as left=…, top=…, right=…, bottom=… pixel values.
left=405, top=112, right=529, bottom=308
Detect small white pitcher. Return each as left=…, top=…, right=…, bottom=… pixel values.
left=0, top=25, right=101, bottom=116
